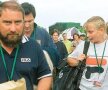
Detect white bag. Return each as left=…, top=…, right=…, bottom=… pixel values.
left=0, top=78, right=26, bottom=90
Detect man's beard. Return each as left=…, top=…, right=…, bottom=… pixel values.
left=0, top=32, right=23, bottom=48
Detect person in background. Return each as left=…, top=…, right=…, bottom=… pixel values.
left=80, top=34, right=86, bottom=40
left=51, top=29, right=68, bottom=60
left=67, top=16, right=108, bottom=90
left=72, top=33, right=83, bottom=50
left=21, top=2, right=60, bottom=67
left=62, top=33, right=73, bottom=54
left=0, top=1, right=52, bottom=90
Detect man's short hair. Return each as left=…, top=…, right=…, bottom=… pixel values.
left=21, top=2, right=36, bottom=18
left=0, top=1, right=24, bottom=18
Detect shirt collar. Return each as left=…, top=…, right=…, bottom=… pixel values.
left=22, top=35, right=29, bottom=43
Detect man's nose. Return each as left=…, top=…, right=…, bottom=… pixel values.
left=10, top=23, right=16, bottom=32
left=24, top=22, right=30, bottom=28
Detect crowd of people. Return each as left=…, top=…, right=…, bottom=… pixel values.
left=0, top=0, right=108, bottom=90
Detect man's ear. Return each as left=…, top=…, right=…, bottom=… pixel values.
left=99, top=27, right=105, bottom=31
left=99, top=27, right=104, bottom=32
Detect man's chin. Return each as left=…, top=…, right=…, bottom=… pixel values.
left=2, top=38, right=21, bottom=48
left=2, top=42, right=19, bottom=48
left=25, top=29, right=31, bottom=32
left=89, top=38, right=94, bottom=43
left=90, top=40, right=99, bottom=44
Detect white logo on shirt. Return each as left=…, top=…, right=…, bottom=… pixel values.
left=21, top=58, right=31, bottom=62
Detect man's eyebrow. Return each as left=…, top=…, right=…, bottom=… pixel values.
left=24, top=19, right=34, bottom=22
left=15, top=20, right=23, bottom=22
left=2, top=20, right=12, bottom=23
left=2, top=20, right=23, bottom=23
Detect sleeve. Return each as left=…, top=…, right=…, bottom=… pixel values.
left=68, top=41, right=85, bottom=58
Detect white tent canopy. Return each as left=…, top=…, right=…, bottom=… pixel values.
left=59, top=27, right=81, bottom=40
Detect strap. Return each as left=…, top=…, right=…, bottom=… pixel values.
left=0, top=45, right=19, bottom=81
left=83, top=40, right=90, bottom=55
left=78, top=40, right=90, bottom=66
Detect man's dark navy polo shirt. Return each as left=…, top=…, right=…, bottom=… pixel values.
left=0, top=36, right=51, bottom=90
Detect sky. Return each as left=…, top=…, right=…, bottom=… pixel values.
left=2, top=0, right=108, bottom=30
